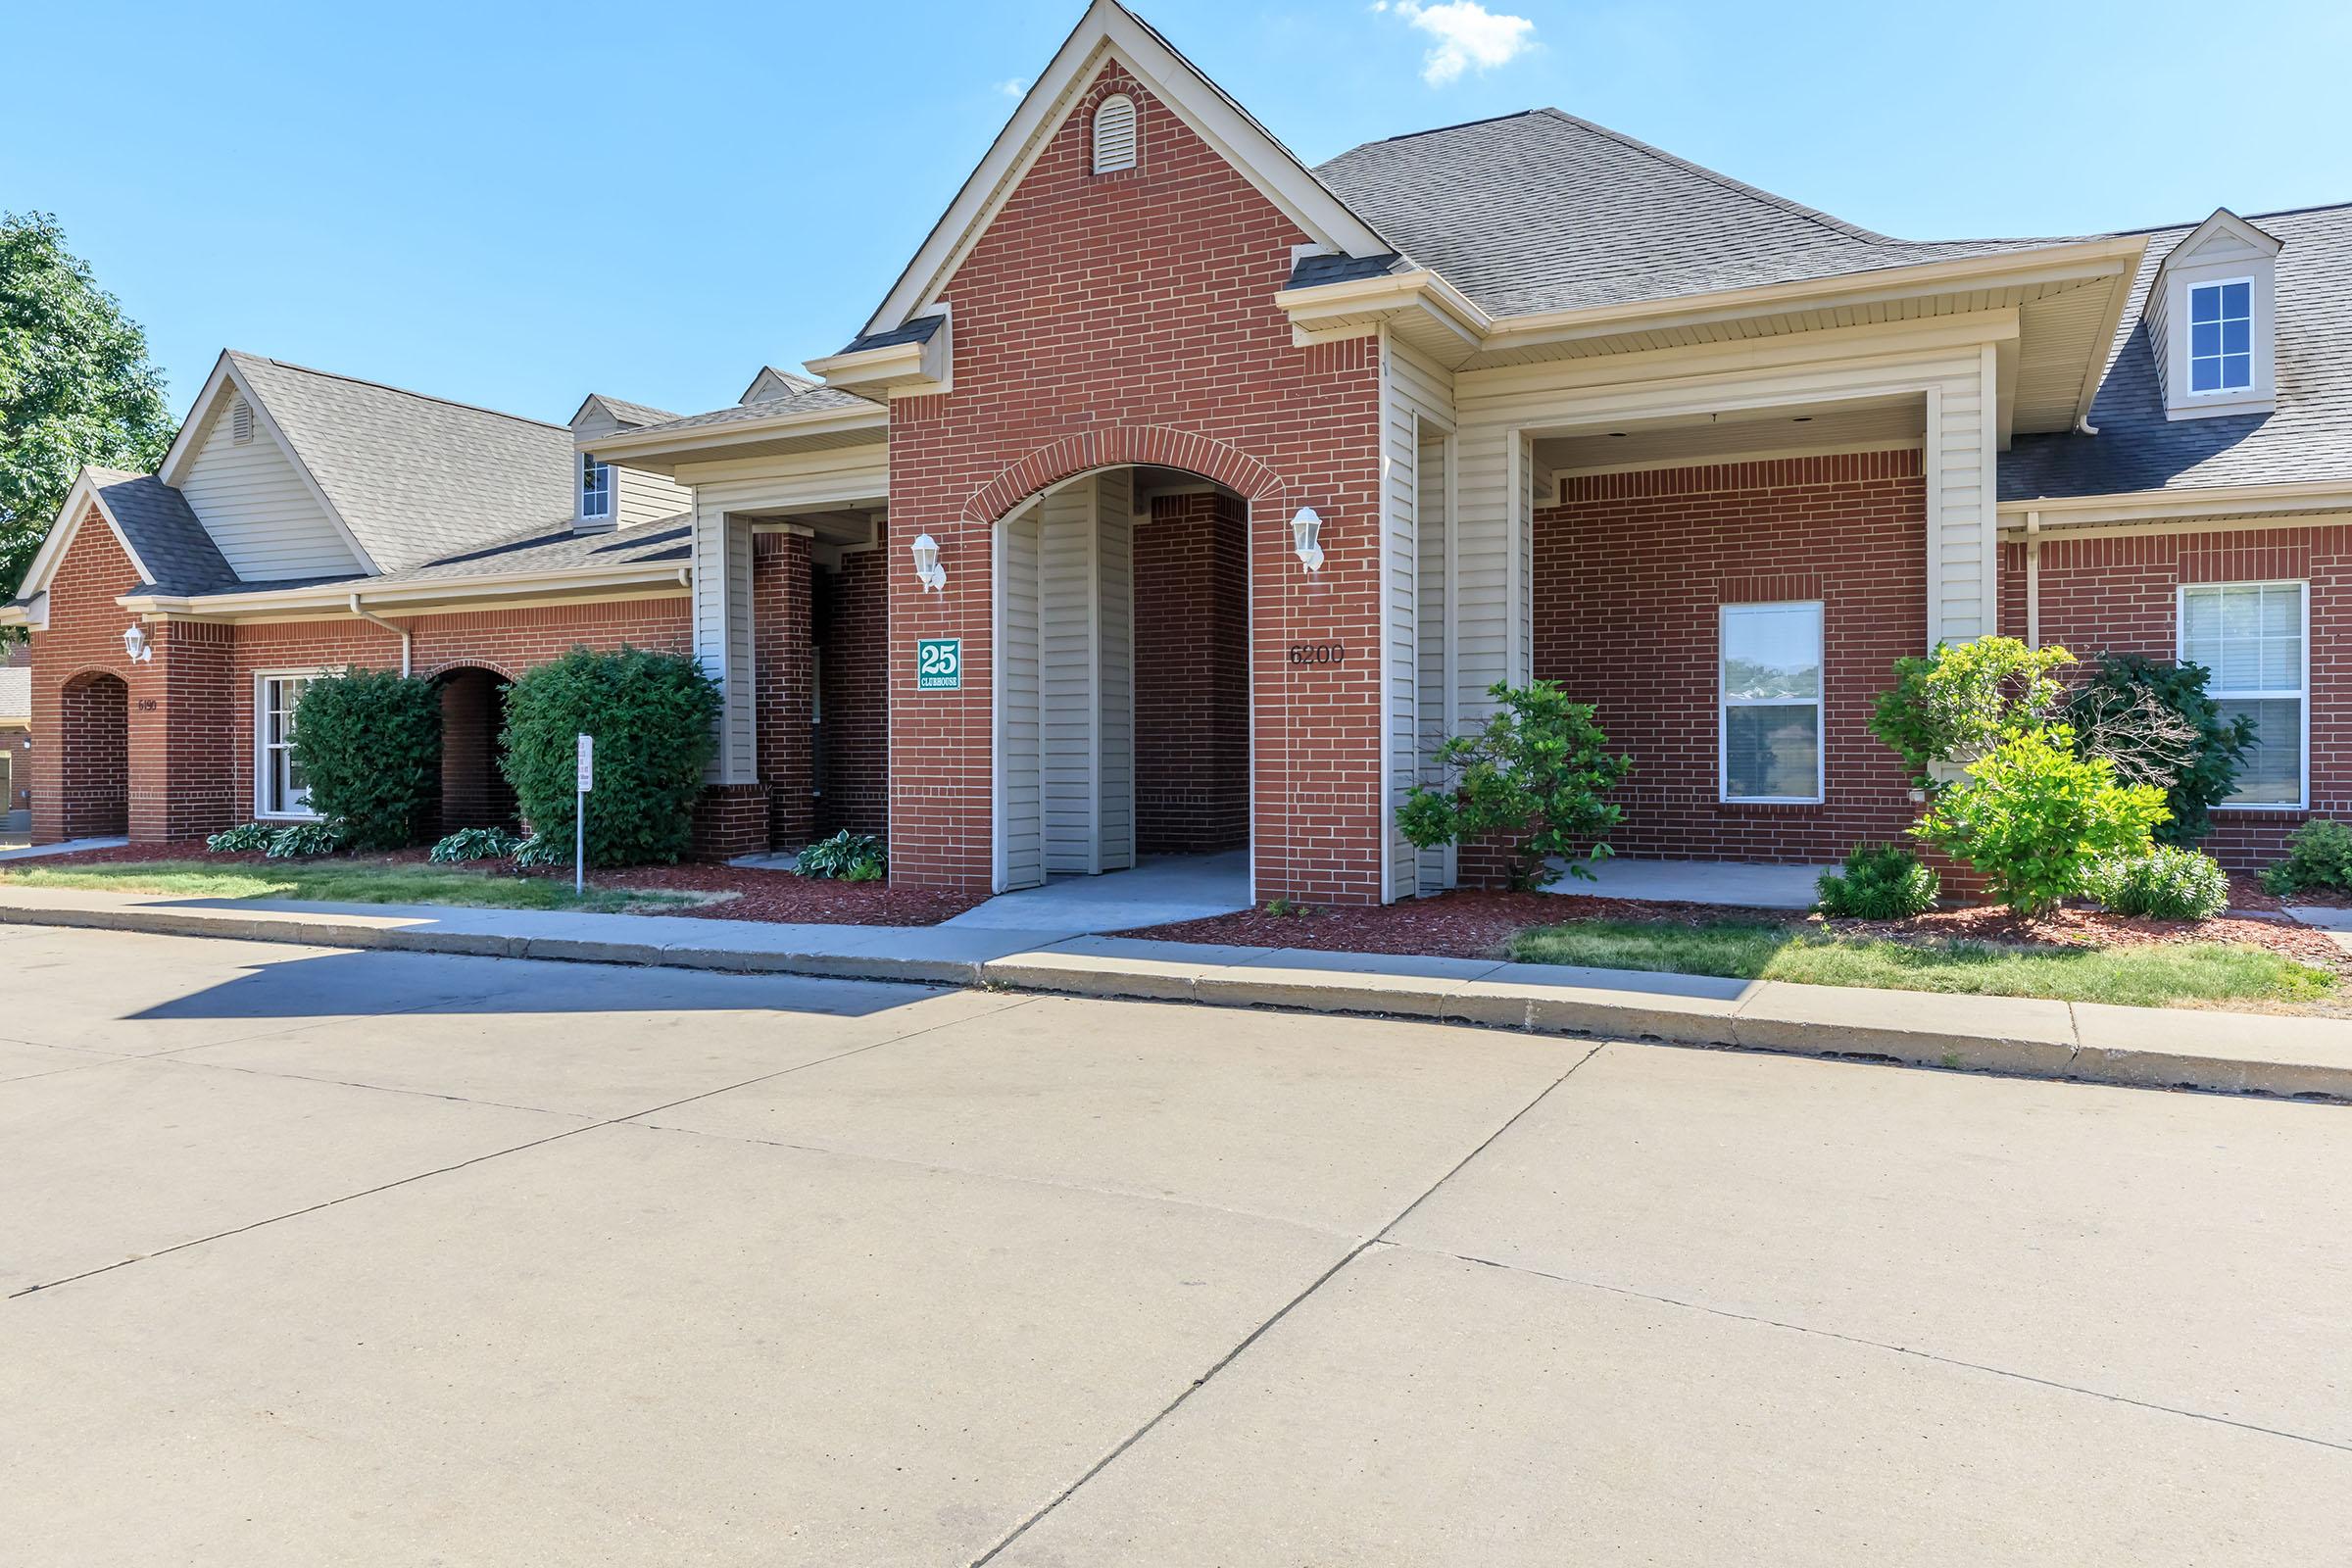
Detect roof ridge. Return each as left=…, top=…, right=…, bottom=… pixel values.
left=1527, top=108, right=1902, bottom=248
left=2109, top=196, right=2352, bottom=237
left=1364, top=108, right=1545, bottom=147
left=225, top=350, right=567, bottom=433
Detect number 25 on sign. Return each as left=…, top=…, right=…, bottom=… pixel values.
left=916, top=637, right=962, bottom=691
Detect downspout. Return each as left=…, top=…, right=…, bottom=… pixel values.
left=348, top=593, right=412, bottom=676
left=2024, top=511, right=2042, bottom=650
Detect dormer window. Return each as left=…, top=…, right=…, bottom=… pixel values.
left=579, top=455, right=612, bottom=521
left=1092, top=94, right=1137, bottom=173
left=2187, top=279, right=2254, bottom=394
left=2152, top=209, right=2280, bottom=421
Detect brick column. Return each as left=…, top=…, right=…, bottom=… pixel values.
left=128, top=617, right=236, bottom=844
left=754, top=530, right=815, bottom=848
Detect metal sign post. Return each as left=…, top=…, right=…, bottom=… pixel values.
left=574, top=733, right=594, bottom=897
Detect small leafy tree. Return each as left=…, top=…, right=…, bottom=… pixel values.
left=1398, top=679, right=1631, bottom=890
left=1870, top=637, right=2077, bottom=791
left=500, top=646, right=719, bottom=867
left=1911, top=725, right=2170, bottom=914
left=288, top=667, right=442, bottom=850
left=0, top=213, right=177, bottom=607
left=2063, top=654, right=2251, bottom=847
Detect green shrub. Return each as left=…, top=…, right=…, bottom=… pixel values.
left=513, top=832, right=567, bottom=869
left=264, top=820, right=348, bottom=858
left=2258, top=818, right=2352, bottom=896
left=2064, top=655, right=2252, bottom=847
left=205, top=821, right=276, bottom=854
left=1870, top=637, right=2077, bottom=791
left=1911, top=725, right=2171, bottom=915
left=795, top=829, right=885, bottom=880
left=499, top=646, right=720, bottom=867
left=287, top=667, right=442, bottom=851
left=1815, top=844, right=1940, bottom=920
left=1398, top=679, right=1632, bottom=890
left=429, top=826, right=524, bottom=864
left=2084, top=847, right=2230, bottom=919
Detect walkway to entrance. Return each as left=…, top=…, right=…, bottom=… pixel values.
left=942, top=850, right=1251, bottom=937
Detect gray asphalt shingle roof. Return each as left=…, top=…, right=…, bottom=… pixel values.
left=584, top=394, right=682, bottom=428
left=1312, top=109, right=2082, bottom=320
left=228, top=352, right=576, bottom=573
left=158, top=518, right=693, bottom=603
left=83, top=466, right=237, bottom=595
left=2002, top=203, right=2352, bottom=501
left=609, top=380, right=868, bottom=439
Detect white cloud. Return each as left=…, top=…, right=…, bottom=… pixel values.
left=995, top=77, right=1028, bottom=98
left=1384, top=0, right=1536, bottom=86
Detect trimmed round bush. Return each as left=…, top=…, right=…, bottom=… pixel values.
left=1815, top=844, right=1940, bottom=920
left=287, top=666, right=442, bottom=850
left=2085, top=846, right=2230, bottom=920
left=499, top=647, right=720, bottom=867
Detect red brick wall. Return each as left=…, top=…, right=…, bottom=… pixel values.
left=1535, top=451, right=1928, bottom=862
left=28, top=506, right=144, bottom=842
left=754, top=531, right=815, bottom=848
left=880, top=61, right=1385, bottom=900
left=57, top=670, right=128, bottom=834
left=2002, top=525, right=2349, bottom=868
left=436, top=668, right=514, bottom=831
left=223, top=597, right=692, bottom=829
left=813, top=548, right=889, bottom=839
left=1135, top=490, right=1249, bottom=854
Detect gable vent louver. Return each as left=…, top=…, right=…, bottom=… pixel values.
left=1093, top=94, right=1137, bottom=173
left=229, top=397, right=255, bottom=445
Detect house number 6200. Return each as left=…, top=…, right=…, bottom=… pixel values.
left=1286, top=642, right=1347, bottom=665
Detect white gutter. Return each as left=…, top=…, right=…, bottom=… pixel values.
left=348, top=593, right=411, bottom=676
left=1996, top=477, right=2352, bottom=528
left=118, top=559, right=691, bottom=618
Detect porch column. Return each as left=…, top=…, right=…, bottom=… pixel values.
left=1922, top=344, right=2004, bottom=647
left=689, top=502, right=769, bottom=858
left=754, top=528, right=816, bottom=849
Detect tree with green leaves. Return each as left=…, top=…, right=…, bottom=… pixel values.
left=1, top=212, right=176, bottom=604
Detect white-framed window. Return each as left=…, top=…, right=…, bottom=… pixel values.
left=2180, top=580, right=2308, bottom=808
left=579, top=454, right=613, bottom=520
left=1721, top=601, right=1825, bottom=804
left=256, top=671, right=321, bottom=818
left=1092, top=93, right=1138, bottom=173
left=2187, top=278, right=2255, bottom=395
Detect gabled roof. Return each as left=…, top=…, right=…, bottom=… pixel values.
left=603, top=379, right=867, bottom=441
left=2003, top=202, right=2352, bottom=501
left=739, top=367, right=819, bottom=405
left=572, top=392, right=681, bottom=429
left=1313, top=109, right=2087, bottom=320
left=160, top=351, right=576, bottom=574
left=14, top=465, right=236, bottom=604
left=858, top=0, right=1391, bottom=340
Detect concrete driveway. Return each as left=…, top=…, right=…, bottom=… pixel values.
left=2, top=925, right=2345, bottom=1565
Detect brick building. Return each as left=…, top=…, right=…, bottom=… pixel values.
left=9, top=0, right=2351, bottom=891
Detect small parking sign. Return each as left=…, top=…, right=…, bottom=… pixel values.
left=916, top=637, right=962, bottom=691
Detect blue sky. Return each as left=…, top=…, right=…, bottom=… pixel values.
left=11, top=0, right=2348, bottom=427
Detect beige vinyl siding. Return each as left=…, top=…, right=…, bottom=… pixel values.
left=691, top=503, right=759, bottom=784
left=615, top=465, right=693, bottom=528
left=673, top=443, right=889, bottom=513
left=1382, top=336, right=1456, bottom=898
left=1039, top=480, right=1096, bottom=875
left=1415, top=420, right=1455, bottom=894
left=176, top=399, right=363, bottom=579
left=996, top=503, right=1045, bottom=890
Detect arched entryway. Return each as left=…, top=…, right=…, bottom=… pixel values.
left=432, top=666, right=516, bottom=833
left=58, top=669, right=129, bottom=837
left=989, top=464, right=1250, bottom=906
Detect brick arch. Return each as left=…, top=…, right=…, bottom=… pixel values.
left=417, top=657, right=520, bottom=682
left=57, top=666, right=130, bottom=837
left=960, top=425, right=1290, bottom=527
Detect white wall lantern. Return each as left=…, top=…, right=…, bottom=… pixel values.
left=909, top=532, right=947, bottom=593
left=1291, top=507, right=1325, bottom=573
left=122, top=623, right=153, bottom=663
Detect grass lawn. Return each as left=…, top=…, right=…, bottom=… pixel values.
left=1510, top=918, right=2336, bottom=1008
left=0, top=858, right=708, bottom=916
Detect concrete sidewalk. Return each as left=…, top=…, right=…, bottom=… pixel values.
left=0, top=883, right=2345, bottom=1102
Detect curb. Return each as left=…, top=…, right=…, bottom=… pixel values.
left=2, top=900, right=2345, bottom=1104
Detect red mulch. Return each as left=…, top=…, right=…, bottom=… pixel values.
left=1123, top=880, right=2352, bottom=972
left=11, top=840, right=987, bottom=927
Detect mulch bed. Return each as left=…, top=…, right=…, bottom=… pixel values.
left=1123, top=877, right=2352, bottom=972
left=5, top=840, right=988, bottom=928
